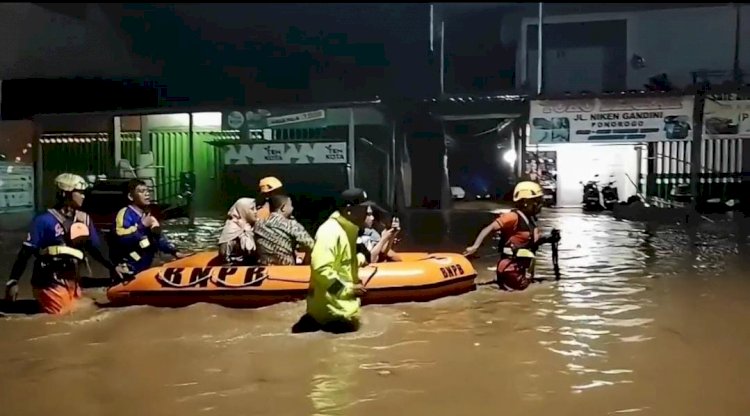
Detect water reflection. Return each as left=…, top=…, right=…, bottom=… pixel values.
left=1, top=210, right=749, bottom=415
left=309, top=347, right=363, bottom=416
left=529, top=211, right=704, bottom=395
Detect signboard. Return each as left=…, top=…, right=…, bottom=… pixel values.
left=266, top=110, right=326, bottom=127
left=224, top=142, right=347, bottom=165
left=0, top=163, right=34, bottom=214
left=529, top=96, right=695, bottom=144
left=223, top=109, right=326, bottom=130
left=703, top=94, right=750, bottom=138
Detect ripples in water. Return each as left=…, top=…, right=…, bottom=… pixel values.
left=1, top=211, right=750, bottom=415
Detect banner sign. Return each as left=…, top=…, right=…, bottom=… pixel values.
left=0, top=163, right=34, bottom=214
left=266, top=110, right=326, bottom=127
left=703, top=94, right=750, bottom=138
left=223, top=109, right=326, bottom=130
left=530, top=96, right=694, bottom=144
left=224, top=142, right=347, bottom=165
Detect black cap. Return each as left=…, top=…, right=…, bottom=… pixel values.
left=338, top=188, right=369, bottom=207
left=338, top=188, right=387, bottom=213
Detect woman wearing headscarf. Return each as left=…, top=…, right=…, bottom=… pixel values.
left=218, top=198, right=258, bottom=265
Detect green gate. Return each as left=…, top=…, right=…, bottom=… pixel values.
left=39, top=133, right=112, bottom=207
left=119, top=130, right=224, bottom=214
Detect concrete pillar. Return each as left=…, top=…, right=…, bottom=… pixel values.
left=112, top=116, right=122, bottom=166
left=690, top=91, right=705, bottom=208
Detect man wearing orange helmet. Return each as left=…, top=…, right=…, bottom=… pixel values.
left=257, top=176, right=284, bottom=221
left=464, top=181, right=560, bottom=291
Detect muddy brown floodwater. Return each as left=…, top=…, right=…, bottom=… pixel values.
left=2, top=208, right=750, bottom=416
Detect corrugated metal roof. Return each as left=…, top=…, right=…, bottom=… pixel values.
left=421, top=93, right=529, bottom=119
left=532, top=89, right=695, bottom=101
left=422, top=93, right=528, bottom=104
left=31, top=98, right=384, bottom=119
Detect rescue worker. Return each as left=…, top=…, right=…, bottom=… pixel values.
left=4, top=173, right=125, bottom=314
left=463, top=181, right=561, bottom=291
left=110, top=179, right=184, bottom=276
left=257, top=176, right=285, bottom=221
left=292, top=188, right=371, bottom=334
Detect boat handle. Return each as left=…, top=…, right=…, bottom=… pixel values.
left=363, top=267, right=379, bottom=287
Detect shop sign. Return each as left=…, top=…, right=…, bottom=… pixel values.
left=266, top=110, right=326, bottom=127
left=529, top=96, right=694, bottom=144
left=223, top=109, right=326, bottom=130
left=703, top=93, right=750, bottom=139
left=224, top=142, right=347, bottom=165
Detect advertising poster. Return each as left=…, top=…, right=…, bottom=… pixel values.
left=223, top=109, right=326, bottom=130
left=530, top=96, right=695, bottom=144
left=0, top=121, right=36, bottom=215
left=224, top=142, right=347, bottom=165
left=703, top=94, right=750, bottom=138
left=0, top=162, right=34, bottom=214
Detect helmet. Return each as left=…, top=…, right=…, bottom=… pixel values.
left=512, top=181, right=543, bottom=202
left=54, top=173, right=88, bottom=193
left=259, top=176, right=283, bottom=193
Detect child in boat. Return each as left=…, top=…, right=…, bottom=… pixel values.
left=218, top=198, right=258, bottom=265
left=357, top=206, right=402, bottom=264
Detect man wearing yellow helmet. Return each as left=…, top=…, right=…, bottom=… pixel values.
left=257, top=176, right=284, bottom=221
left=464, top=181, right=560, bottom=291
left=4, top=173, right=125, bottom=314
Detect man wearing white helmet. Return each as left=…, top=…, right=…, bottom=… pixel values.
left=4, top=173, right=125, bottom=314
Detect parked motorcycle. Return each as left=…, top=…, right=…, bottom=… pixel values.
left=600, top=175, right=619, bottom=210
left=539, top=174, right=557, bottom=207
left=580, top=175, right=604, bottom=211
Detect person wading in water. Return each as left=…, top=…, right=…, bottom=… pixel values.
left=464, top=181, right=560, bottom=290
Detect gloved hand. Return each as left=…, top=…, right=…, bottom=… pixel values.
left=548, top=228, right=561, bottom=243
left=536, top=229, right=561, bottom=247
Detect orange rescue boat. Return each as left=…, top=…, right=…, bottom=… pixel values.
left=106, top=251, right=477, bottom=308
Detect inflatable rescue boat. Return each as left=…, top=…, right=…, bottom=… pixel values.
left=106, top=252, right=477, bottom=308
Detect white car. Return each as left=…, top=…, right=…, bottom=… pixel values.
left=450, top=186, right=466, bottom=200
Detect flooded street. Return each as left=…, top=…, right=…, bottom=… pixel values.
left=2, top=209, right=750, bottom=416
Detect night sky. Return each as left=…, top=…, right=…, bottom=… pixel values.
left=1, top=3, right=531, bottom=118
